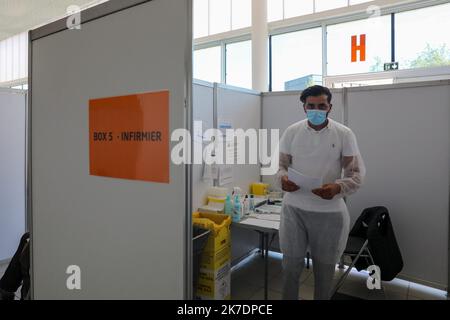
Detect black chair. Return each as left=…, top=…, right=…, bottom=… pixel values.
left=331, top=207, right=403, bottom=298
left=331, top=235, right=384, bottom=298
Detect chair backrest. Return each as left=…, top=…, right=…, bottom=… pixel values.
left=349, top=206, right=389, bottom=239
left=350, top=206, right=404, bottom=281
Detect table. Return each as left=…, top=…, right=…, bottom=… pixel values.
left=233, top=214, right=280, bottom=300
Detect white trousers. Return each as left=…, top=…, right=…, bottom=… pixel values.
left=279, top=203, right=350, bottom=300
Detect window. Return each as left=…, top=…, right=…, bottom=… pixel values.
left=349, top=0, right=374, bottom=5
left=194, top=0, right=252, bottom=38
left=284, top=0, right=314, bottom=19
left=210, top=0, right=231, bottom=35
left=315, top=0, right=348, bottom=13
left=327, top=15, right=391, bottom=76
left=271, top=28, right=323, bottom=91
left=268, top=0, right=283, bottom=22
left=396, top=3, right=450, bottom=70
left=194, top=46, right=221, bottom=83
left=268, top=0, right=359, bottom=22
left=11, top=84, right=28, bottom=90
left=194, top=0, right=209, bottom=38
left=232, top=0, right=251, bottom=30
left=0, top=32, right=28, bottom=84
left=226, top=40, right=252, bottom=89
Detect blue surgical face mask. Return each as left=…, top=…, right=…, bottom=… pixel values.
left=306, top=110, right=327, bottom=126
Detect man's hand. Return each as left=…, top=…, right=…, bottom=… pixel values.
left=312, top=183, right=341, bottom=200
left=281, top=175, right=300, bottom=192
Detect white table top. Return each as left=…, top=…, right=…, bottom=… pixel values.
left=238, top=216, right=280, bottom=231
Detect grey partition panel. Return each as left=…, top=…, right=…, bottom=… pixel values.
left=0, top=89, right=26, bottom=262
left=261, top=90, right=344, bottom=187
left=216, top=85, right=262, bottom=193
left=215, top=85, right=262, bottom=264
left=346, top=82, right=450, bottom=289
left=193, top=81, right=214, bottom=211
left=30, top=0, right=191, bottom=299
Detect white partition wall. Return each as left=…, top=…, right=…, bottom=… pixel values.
left=346, top=81, right=450, bottom=289
left=192, top=80, right=214, bottom=211
left=214, top=84, right=263, bottom=263
left=29, top=0, right=192, bottom=299
left=216, top=84, right=262, bottom=193
left=191, top=83, right=264, bottom=264
left=261, top=83, right=450, bottom=290
left=0, top=88, right=26, bottom=262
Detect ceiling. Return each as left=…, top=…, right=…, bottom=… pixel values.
left=0, top=0, right=108, bottom=41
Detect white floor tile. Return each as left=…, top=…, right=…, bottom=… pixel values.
left=337, top=280, right=370, bottom=300
left=232, top=252, right=285, bottom=287
left=382, top=278, right=409, bottom=296
left=408, top=282, right=447, bottom=300
left=269, top=270, right=311, bottom=294
left=382, top=290, right=407, bottom=300
left=249, top=288, right=282, bottom=300
left=298, top=284, right=314, bottom=300
left=231, top=280, right=261, bottom=300
left=232, top=253, right=446, bottom=301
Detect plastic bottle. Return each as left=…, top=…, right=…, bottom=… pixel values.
left=233, top=195, right=241, bottom=222
left=249, top=194, right=255, bottom=212
left=224, top=195, right=233, bottom=216
left=243, top=195, right=249, bottom=216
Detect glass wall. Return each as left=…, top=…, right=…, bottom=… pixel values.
left=193, top=0, right=209, bottom=38
left=0, top=32, right=28, bottom=84
left=396, top=3, right=450, bottom=70
left=194, top=46, right=222, bottom=83
left=209, top=0, right=231, bottom=35
left=284, top=0, right=314, bottom=19
left=193, top=2, right=450, bottom=90
left=194, top=0, right=252, bottom=38
left=268, top=0, right=374, bottom=22
left=271, top=28, right=322, bottom=91
left=226, top=40, right=252, bottom=89
left=327, top=15, right=391, bottom=75
left=315, top=0, right=348, bottom=13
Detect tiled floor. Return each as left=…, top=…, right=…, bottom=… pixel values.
left=230, top=251, right=449, bottom=300
left=2, top=254, right=448, bottom=300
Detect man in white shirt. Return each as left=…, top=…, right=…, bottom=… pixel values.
left=277, top=85, right=365, bottom=300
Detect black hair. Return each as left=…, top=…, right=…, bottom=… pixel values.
left=300, top=85, right=332, bottom=104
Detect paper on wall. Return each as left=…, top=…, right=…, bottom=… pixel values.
left=218, top=165, right=233, bottom=186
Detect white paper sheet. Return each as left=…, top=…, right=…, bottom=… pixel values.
left=218, top=165, right=233, bottom=186
left=288, top=167, right=323, bottom=191
left=255, top=204, right=282, bottom=214
left=248, top=213, right=281, bottom=222
left=239, top=217, right=280, bottom=230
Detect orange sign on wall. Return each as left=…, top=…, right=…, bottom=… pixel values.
left=89, top=91, right=170, bottom=183
left=351, top=34, right=366, bottom=62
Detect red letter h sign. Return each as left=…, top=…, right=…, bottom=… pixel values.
left=351, top=34, right=366, bottom=62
